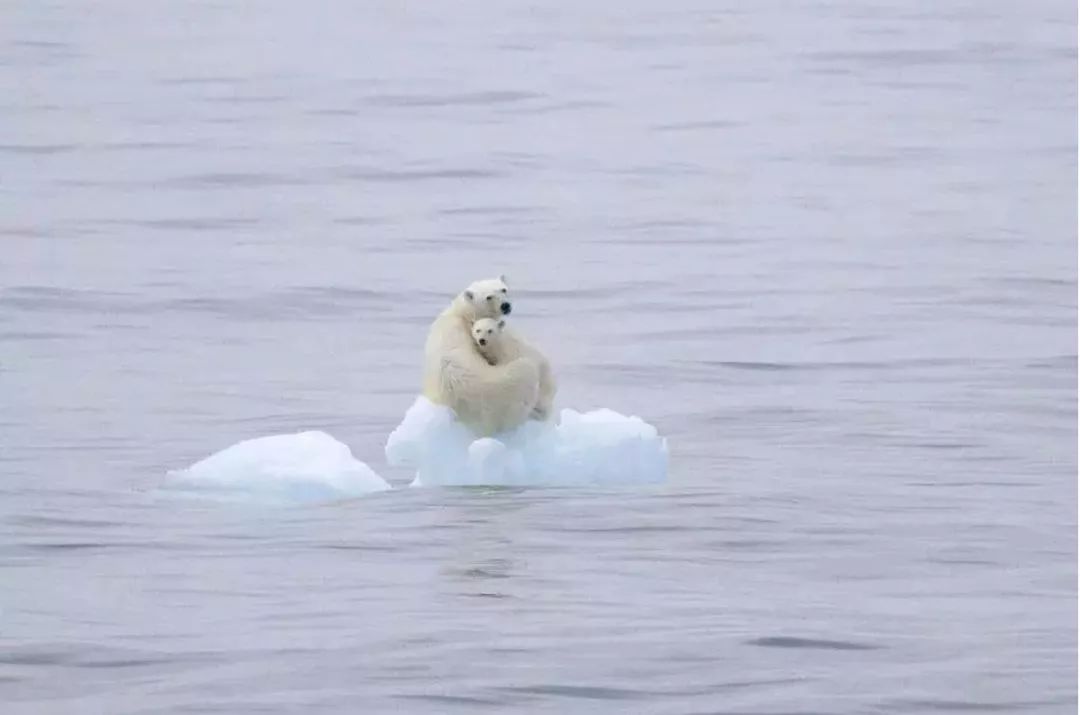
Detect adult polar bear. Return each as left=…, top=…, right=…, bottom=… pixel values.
left=422, top=276, right=543, bottom=436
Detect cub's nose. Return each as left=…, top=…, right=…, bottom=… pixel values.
left=500, top=302, right=511, bottom=315
left=478, top=338, right=487, bottom=346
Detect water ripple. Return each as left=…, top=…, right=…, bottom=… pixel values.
left=366, top=90, right=542, bottom=107
left=747, top=637, right=881, bottom=651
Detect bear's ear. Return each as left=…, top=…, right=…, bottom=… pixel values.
left=499, top=274, right=508, bottom=286
left=463, top=290, right=474, bottom=301
left=498, top=319, right=505, bottom=329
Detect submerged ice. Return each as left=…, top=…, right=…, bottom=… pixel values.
left=386, top=397, right=668, bottom=487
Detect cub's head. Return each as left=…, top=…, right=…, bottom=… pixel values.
left=471, top=317, right=505, bottom=349
left=461, top=275, right=511, bottom=319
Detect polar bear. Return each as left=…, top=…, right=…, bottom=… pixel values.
left=422, top=277, right=540, bottom=436
left=471, top=317, right=557, bottom=421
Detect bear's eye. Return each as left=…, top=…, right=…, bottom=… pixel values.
left=486, top=295, right=494, bottom=301
left=501, top=288, right=507, bottom=293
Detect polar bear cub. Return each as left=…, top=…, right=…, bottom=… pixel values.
left=471, top=318, right=557, bottom=420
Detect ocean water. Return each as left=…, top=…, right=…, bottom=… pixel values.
left=1, top=1, right=1076, bottom=713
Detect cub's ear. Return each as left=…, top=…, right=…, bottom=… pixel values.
left=463, top=290, right=474, bottom=300
left=498, top=319, right=505, bottom=328
left=499, top=274, right=508, bottom=285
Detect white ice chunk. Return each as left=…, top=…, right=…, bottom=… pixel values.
left=386, top=397, right=668, bottom=487
left=168, top=431, right=390, bottom=503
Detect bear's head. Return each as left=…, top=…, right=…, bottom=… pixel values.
left=461, top=275, right=511, bottom=319
left=471, top=317, right=505, bottom=349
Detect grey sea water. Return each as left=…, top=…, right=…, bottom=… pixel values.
left=1, top=1, right=1076, bottom=713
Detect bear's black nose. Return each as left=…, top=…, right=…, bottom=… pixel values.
left=478, top=338, right=486, bottom=346
left=501, top=302, right=511, bottom=315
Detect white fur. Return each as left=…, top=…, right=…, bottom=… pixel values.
left=422, top=278, right=540, bottom=436
left=471, top=317, right=557, bottom=421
